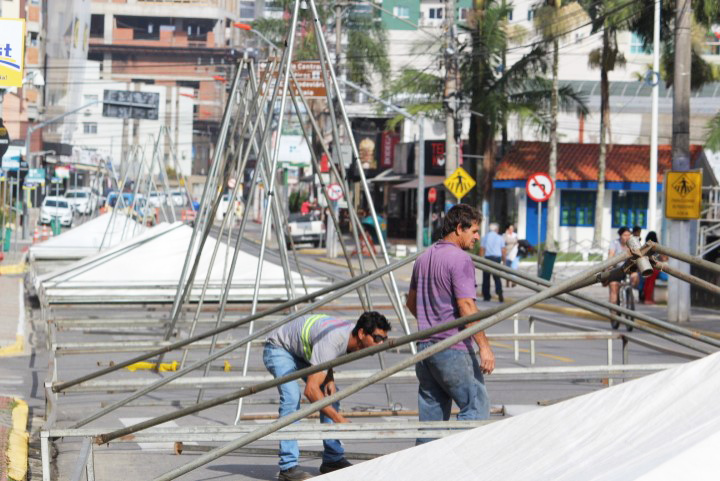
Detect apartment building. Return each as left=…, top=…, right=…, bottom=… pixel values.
left=86, top=0, right=243, bottom=175
left=0, top=0, right=45, bottom=146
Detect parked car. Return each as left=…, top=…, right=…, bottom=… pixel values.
left=147, top=192, right=167, bottom=208
left=168, top=191, right=188, bottom=207
left=216, top=192, right=244, bottom=221
left=286, top=212, right=325, bottom=247
left=40, top=196, right=74, bottom=227
left=64, top=189, right=97, bottom=215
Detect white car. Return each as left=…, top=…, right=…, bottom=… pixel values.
left=286, top=212, right=325, bottom=247
left=64, top=189, right=97, bottom=215
left=147, top=192, right=167, bottom=208
left=216, top=193, right=244, bottom=221
left=40, top=196, right=73, bottom=227
left=168, top=191, right=188, bottom=207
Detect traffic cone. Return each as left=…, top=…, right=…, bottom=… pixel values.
left=33, top=228, right=40, bottom=244
left=41, top=226, right=49, bottom=241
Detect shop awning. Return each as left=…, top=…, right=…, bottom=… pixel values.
left=368, top=169, right=413, bottom=183
left=394, top=175, right=445, bottom=189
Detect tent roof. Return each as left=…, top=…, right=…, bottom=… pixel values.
left=319, top=352, right=720, bottom=481
left=29, top=212, right=146, bottom=260
left=37, top=222, right=327, bottom=303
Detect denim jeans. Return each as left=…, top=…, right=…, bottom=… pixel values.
left=263, top=343, right=344, bottom=470
left=415, top=341, right=490, bottom=444
left=482, top=255, right=503, bottom=299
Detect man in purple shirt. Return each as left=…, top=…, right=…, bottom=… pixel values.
left=406, top=204, right=495, bottom=444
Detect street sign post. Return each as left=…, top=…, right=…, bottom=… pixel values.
left=665, top=171, right=702, bottom=219
left=526, top=172, right=555, bottom=271
left=443, top=166, right=476, bottom=201
left=327, top=183, right=343, bottom=201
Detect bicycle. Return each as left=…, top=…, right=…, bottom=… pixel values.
left=611, top=274, right=635, bottom=332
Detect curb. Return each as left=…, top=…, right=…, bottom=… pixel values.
left=7, top=398, right=28, bottom=481
left=0, top=280, right=25, bottom=358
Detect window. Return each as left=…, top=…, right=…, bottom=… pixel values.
left=527, top=9, right=535, bottom=21
left=429, top=8, right=443, bottom=19
left=393, top=6, right=410, bottom=19
left=459, top=8, right=469, bottom=20
left=630, top=33, right=650, bottom=54
left=83, top=122, right=97, bottom=134
left=612, top=191, right=647, bottom=228
left=560, top=190, right=596, bottom=227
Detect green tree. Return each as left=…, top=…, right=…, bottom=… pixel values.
left=535, top=1, right=588, bottom=250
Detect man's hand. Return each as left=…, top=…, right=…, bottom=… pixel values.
left=322, top=380, right=337, bottom=397
left=478, top=346, right=495, bottom=374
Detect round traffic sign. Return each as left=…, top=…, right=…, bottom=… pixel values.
left=327, top=183, right=343, bottom=201
left=428, top=187, right=437, bottom=204
left=526, top=172, right=554, bottom=203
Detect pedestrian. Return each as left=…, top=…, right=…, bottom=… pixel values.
left=263, top=311, right=391, bottom=480
left=406, top=203, right=495, bottom=445
left=641, top=231, right=668, bottom=304
left=480, top=222, right=506, bottom=302
left=503, top=224, right=519, bottom=288
left=608, top=227, right=640, bottom=307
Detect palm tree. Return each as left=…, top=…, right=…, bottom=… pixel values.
left=582, top=0, right=638, bottom=248
left=465, top=0, right=587, bottom=215
left=535, top=1, right=588, bottom=250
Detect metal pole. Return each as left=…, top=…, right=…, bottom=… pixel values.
left=471, top=254, right=720, bottom=350
left=150, top=251, right=631, bottom=480
left=650, top=241, right=720, bottom=275
left=160, top=60, right=246, bottom=345
left=417, top=116, right=425, bottom=251
left=69, top=254, right=420, bottom=428
left=308, top=0, right=415, bottom=351
left=654, top=261, right=720, bottom=296
left=648, top=0, right=661, bottom=232
left=668, top=0, right=692, bottom=322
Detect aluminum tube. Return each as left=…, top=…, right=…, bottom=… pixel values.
left=67, top=254, right=420, bottom=427
left=161, top=60, right=246, bottom=343
left=655, top=261, right=720, bottom=296
left=471, top=255, right=720, bottom=349
left=52, top=255, right=406, bottom=394
left=307, top=0, right=415, bottom=352
left=94, top=300, right=507, bottom=442
left=650, top=241, right=720, bottom=275
left=149, top=251, right=630, bottom=480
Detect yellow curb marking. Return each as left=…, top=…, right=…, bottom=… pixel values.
left=0, top=263, right=27, bottom=275
left=126, top=361, right=179, bottom=372
left=0, top=334, right=25, bottom=357
left=490, top=341, right=575, bottom=363
left=8, top=398, right=28, bottom=481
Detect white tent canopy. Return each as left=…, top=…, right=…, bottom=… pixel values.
left=320, top=352, right=720, bottom=481
left=37, top=222, right=327, bottom=304
left=29, top=212, right=146, bottom=261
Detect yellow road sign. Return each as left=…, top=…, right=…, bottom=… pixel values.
left=665, top=171, right=702, bottom=219
left=444, top=166, right=476, bottom=200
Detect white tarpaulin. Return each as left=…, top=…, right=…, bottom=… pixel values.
left=319, top=352, right=720, bottom=481
left=29, top=212, right=145, bottom=261
left=37, top=222, right=327, bottom=304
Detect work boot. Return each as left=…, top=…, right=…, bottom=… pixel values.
left=278, top=466, right=313, bottom=480
left=319, top=458, right=352, bottom=474
left=498, top=293, right=504, bottom=303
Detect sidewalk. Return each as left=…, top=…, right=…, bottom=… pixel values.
left=0, top=397, right=29, bottom=481
left=0, top=278, right=25, bottom=356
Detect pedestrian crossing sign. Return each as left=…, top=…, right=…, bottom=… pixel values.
left=665, top=171, right=702, bottom=219
left=444, top=166, right=476, bottom=200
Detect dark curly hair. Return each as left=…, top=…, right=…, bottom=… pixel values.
left=441, top=203, right=482, bottom=237
left=353, top=311, right=391, bottom=336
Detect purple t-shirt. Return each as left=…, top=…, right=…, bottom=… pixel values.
left=409, top=240, right=477, bottom=351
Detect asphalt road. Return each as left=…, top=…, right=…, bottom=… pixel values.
left=13, top=219, right=718, bottom=480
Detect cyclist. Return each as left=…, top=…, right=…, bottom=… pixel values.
left=608, top=226, right=640, bottom=306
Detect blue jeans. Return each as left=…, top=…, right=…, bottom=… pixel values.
left=415, top=341, right=489, bottom=444
left=263, top=343, right=345, bottom=470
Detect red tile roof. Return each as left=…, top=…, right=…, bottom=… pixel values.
left=495, top=141, right=704, bottom=183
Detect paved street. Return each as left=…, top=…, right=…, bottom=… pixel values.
left=3, top=225, right=716, bottom=480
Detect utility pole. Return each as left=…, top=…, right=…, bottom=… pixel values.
left=444, top=0, right=458, bottom=182
left=648, top=0, right=661, bottom=233
left=668, top=0, right=692, bottom=322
